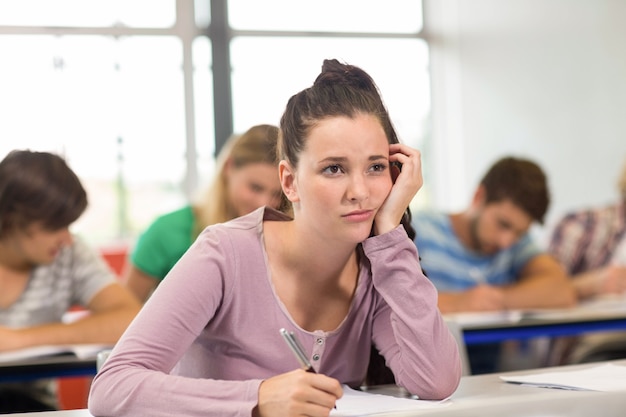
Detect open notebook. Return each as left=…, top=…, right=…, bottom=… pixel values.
left=0, top=343, right=112, bottom=363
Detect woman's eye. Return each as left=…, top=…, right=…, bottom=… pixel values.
left=370, top=163, right=387, bottom=172
left=323, top=165, right=343, bottom=175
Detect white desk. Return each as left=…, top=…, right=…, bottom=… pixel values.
left=0, top=342, right=110, bottom=382
left=11, top=360, right=626, bottom=417
left=367, top=360, right=626, bottom=416
left=446, top=295, right=626, bottom=345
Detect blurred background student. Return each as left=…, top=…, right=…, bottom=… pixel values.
left=549, top=156, right=626, bottom=300
left=124, top=124, right=283, bottom=302
left=411, top=156, right=576, bottom=374
left=0, top=150, right=140, bottom=413
left=547, top=156, right=626, bottom=364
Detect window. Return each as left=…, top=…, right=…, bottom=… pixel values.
left=0, top=0, right=176, bottom=27
left=230, top=37, right=429, bottom=151
left=229, top=0, right=422, bottom=33
left=0, top=0, right=428, bottom=246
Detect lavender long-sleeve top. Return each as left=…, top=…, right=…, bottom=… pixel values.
left=89, top=207, right=461, bottom=417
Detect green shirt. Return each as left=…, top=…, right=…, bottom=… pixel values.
left=131, top=205, right=196, bottom=281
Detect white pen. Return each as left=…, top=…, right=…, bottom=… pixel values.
left=279, top=328, right=337, bottom=409
left=469, top=267, right=487, bottom=285
left=279, top=328, right=316, bottom=373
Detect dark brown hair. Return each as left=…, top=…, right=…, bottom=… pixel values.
left=278, top=59, right=414, bottom=239
left=481, top=156, right=550, bottom=224
left=0, top=150, right=87, bottom=237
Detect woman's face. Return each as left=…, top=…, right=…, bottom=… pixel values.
left=225, top=161, right=282, bottom=217
left=283, top=113, right=392, bottom=244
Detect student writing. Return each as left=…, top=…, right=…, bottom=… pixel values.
left=88, top=59, right=461, bottom=417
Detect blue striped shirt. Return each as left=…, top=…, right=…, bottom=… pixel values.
left=412, top=211, right=541, bottom=292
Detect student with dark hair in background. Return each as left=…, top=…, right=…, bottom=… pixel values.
left=0, top=150, right=140, bottom=412
left=412, top=156, right=576, bottom=373
left=89, top=59, right=461, bottom=417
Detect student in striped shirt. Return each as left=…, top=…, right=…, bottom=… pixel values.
left=412, top=156, right=577, bottom=373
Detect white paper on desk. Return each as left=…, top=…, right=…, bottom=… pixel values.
left=330, top=385, right=449, bottom=416
left=444, top=310, right=523, bottom=327
left=500, top=363, right=626, bottom=392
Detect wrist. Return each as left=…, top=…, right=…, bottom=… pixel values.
left=499, top=287, right=510, bottom=311
left=373, top=220, right=396, bottom=236
left=596, top=267, right=609, bottom=295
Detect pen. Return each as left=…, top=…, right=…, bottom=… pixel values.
left=469, top=267, right=487, bottom=285
left=279, top=328, right=316, bottom=373
left=279, top=328, right=337, bottom=410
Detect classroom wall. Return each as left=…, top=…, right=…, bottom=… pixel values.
left=423, top=0, right=626, bottom=241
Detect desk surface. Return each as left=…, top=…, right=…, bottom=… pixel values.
left=369, top=360, right=626, bottom=416
left=447, top=296, right=626, bottom=345
left=3, top=301, right=625, bottom=384
left=0, top=355, right=96, bottom=383
left=10, top=360, right=626, bottom=417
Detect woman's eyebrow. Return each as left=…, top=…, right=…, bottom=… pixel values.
left=319, top=156, right=347, bottom=164
left=319, top=155, right=388, bottom=163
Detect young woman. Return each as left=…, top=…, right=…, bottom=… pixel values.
left=89, top=59, right=461, bottom=417
left=124, top=124, right=283, bottom=302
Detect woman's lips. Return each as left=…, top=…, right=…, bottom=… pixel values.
left=342, top=209, right=374, bottom=222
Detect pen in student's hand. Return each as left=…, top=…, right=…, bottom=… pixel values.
left=279, top=328, right=337, bottom=409
left=279, top=328, right=316, bottom=373
left=469, top=267, right=487, bottom=285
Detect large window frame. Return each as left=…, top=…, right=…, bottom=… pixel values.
left=0, top=0, right=429, bottom=244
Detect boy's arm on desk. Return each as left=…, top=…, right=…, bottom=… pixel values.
left=0, top=283, right=140, bottom=352
left=501, top=254, right=577, bottom=310
left=437, top=256, right=576, bottom=314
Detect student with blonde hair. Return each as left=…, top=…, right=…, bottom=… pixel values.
left=125, top=124, right=283, bottom=302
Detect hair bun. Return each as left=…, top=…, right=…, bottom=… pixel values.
left=314, top=59, right=377, bottom=93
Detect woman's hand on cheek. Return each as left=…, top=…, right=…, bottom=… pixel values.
left=374, top=144, right=423, bottom=236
